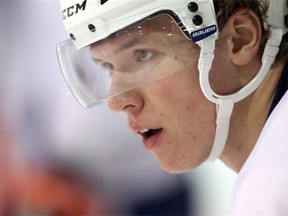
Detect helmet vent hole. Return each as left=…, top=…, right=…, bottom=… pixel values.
left=188, top=2, right=198, bottom=13
left=70, top=33, right=76, bottom=40
left=88, top=24, right=96, bottom=32
left=101, top=0, right=109, bottom=5
left=193, top=15, right=203, bottom=26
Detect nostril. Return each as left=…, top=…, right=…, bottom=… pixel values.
left=123, top=104, right=137, bottom=111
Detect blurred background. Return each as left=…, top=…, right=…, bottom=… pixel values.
left=0, top=0, right=236, bottom=215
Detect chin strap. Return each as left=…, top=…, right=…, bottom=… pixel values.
left=206, top=99, right=234, bottom=161
left=197, top=29, right=282, bottom=162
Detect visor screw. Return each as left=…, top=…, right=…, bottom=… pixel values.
left=70, top=33, right=76, bottom=40
left=88, top=24, right=96, bottom=33
left=193, top=15, right=203, bottom=26
left=188, top=2, right=198, bottom=13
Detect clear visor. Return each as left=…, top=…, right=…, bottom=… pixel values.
left=57, top=14, right=201, bottom=107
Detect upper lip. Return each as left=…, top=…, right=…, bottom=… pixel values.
left=130, top=125, right=153, bottom=134
left=129, top=122, right=153, bottom=133
left=129, top=122, right=162, bottom=138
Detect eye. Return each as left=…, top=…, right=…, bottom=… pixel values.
left=102, top=62, right=114, bottom=71
left=94, top=59, right=114, bottom=76
left=136, top=50, right=154, bottom=61
left=101, top=62, right=115, bottom=76
left=92, top=58, right=114, bottom=72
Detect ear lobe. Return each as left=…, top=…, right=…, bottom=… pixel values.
left=226, top=9, right=262, bottom=65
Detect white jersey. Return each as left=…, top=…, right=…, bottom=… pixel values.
left=230, top=90, right=288, bottom=215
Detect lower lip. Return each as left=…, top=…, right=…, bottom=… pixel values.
left=142, top=129, right=163, bottom=150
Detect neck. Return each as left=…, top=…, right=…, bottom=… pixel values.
left=220, top=60, right=285, bottom=173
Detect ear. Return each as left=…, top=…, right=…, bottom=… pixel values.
left=225, top=9, right=262, bottom=65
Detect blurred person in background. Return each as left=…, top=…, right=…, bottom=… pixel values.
left=0, top=1, right=194, bottom=215
left=57, top=0, right=288, bottom=214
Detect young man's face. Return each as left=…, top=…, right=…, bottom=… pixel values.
left=90, top=14, right=217, bottom=173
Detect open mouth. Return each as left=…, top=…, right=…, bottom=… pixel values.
left=139, top=128, right=163, bottom=139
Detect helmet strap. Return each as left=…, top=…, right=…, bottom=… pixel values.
left=197, top=29, right=282, bottom=161
left=206, top=99, right=234, bottom=162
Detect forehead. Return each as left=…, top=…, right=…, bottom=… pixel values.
left=90, top=14, right=190, bottom=51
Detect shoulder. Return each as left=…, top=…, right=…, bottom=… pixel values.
left=230, top=91, right=288, bottom=215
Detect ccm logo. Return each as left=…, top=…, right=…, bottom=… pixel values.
left=62, top=0, right=87, bottom=20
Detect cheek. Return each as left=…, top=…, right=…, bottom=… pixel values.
left=158, top=103, right=216, bottom=172
left=144, top=68, right=217, bottom=172
left=146, top=64, right=215, bottom=121
left=149, top=65, right=207, bottom=109
left=208, top=45, right=243, bottom=95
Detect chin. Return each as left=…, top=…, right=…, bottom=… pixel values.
left=156, top=158, right=196, bottom=174
left=154, top=153, right=207, bottom=174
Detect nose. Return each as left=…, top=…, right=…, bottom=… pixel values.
left=108, top=90, right=144, bottom=113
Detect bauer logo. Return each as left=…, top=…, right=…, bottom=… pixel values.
left=191, top=25, right=217, bottom=42
left=62, top=0, right=87, bottom=20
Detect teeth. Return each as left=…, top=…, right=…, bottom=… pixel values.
left=139, top=129, right=149, bottom=134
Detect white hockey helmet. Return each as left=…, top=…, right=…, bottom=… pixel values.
left=57, top=0, right=218, bottom=106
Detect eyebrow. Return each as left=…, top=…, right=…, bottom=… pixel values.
left=114, top=37, right=144, bottom=54
left=90, top=35, right=147, bottom=62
